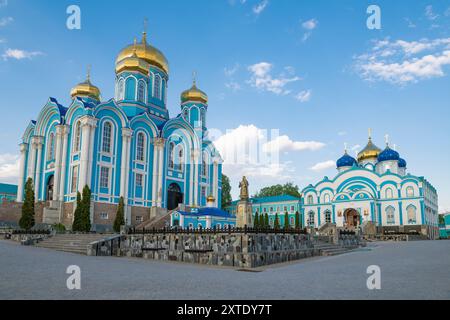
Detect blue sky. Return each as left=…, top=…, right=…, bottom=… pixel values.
left=0, top=0, right=450, bottom=210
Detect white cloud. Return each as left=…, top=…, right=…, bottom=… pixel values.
left=0, top=153, right=19, bottom=184
left=262, top=135, right=325, bottom=153
left=404, top=18, right=416, bottom=28
left=224, top=64, right=239, bottom=77
left=214, top=124, right=323, bottom=198
left=225, top=81, right=241, bottom=92
left=0, top=16, right=13, bottom=27
left=354, top=38, right=450, bottom=84
left=2, top=48, right=44, bottom=61
left=338, top=131, right=347, bottom=136
left=253, top=0, right=268, bottom=15
left=425, top=5, right=439, bottom=21
left=302, top=18, right=318, bottom=30
left=301, top=18, right=318, bottom=42
left=295, top=89, right=312, bottom=102
left=247, top=62, right=300, bottom=95
left=309, top=160, right=335, bottom=172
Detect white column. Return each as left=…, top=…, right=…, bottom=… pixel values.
left=213, top=160, right=219, bottom=207
left=87, top=122, right=97, bottom=184
left=120, top=128, right=132, bottom=223
left=78, top=116, right=96, bottom=192
left=189, top=153, right=194, bottom=206
left=151, top=139, right=159, bottom=206
left=27, top=139, right=37, bottom=180
left=52, top=126, right=64, bottom=201
left=34, top=137, right=43, bottom=200
left=59, top=126, right=69, bottom=202
left=193, top=149, right=200, bottom=206
left=156, top=138, right=165, bottom=207
left=16, top=143, right=28, bottom=202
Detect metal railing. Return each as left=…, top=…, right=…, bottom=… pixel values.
left=127, top=225, right=308, bottom=235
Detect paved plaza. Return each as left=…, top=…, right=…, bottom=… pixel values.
left=0, top=239, right=449, bottom=300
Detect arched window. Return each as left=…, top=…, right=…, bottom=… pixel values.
left=385, top=187, right=394, bottom=199
left=307, top=195, right=313, bottom=205
left=407, top=205, right=417, bottom=224
left=125, top=77, right=136, bottom=100
left=174, top=145, right=184, bottom=172
left=386, top=206, right=395, bottom=224
left=137, top=80, right=146, bottom=103
left=101, top=122, right=112, bottom=154
left=117, top=79, right=125, bottom=100
left=136, top=132, right=145, bottom=162
left=406, top=186, right=415, bottom=198
left=73, top=121, right=81, bottom=153
left=168, top=142, right=175, bottom=169
left=308, top=211, right=315, bottom=227
left=183, top=108, right=189, bottom=120
left=323, top=194, right=331, bottom=203
left=325, top=210, right=331, bottom=223
left=202, top=153, right=208, bottom=177
left=47, top=132, right=55, bottom=161
left=154, top=75, right=161, bottom=99
left=201, top=109, right=206, bottom=125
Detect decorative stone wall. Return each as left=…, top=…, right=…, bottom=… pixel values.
left=120, top=233, right=319, bottom=268
left=0, top=201, right=45, bottom=224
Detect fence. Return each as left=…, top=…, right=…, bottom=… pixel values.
left=127, top=225, right=308, bottom=235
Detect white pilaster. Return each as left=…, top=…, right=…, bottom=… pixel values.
left=34, top=137, right=43, bottom=200
left=213, top=160, right=219, bottom=207
left=52, top=126, right=64, bottom=201
left=78, top=116, right=96, bottom=192
left=155, top=138, right=165, bottom=207
left=151, top=139, right=159, bottom=206
left=16, top=143, right=28, bottom=202
left=59, top=126, right=69, bottom=202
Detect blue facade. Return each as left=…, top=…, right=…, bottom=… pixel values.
left=171, top=207, right=236, bottom=229
left=0, top=183, right=18, bottom=202
left=16, top=32, right=223, bottom=227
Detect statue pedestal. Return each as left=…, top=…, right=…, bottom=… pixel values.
left=236, top=199, right=253, bottom=228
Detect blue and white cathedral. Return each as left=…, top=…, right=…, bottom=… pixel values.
left=301, top=132, right=439, bottom=239
left=16, top=31, right=223, bottom=228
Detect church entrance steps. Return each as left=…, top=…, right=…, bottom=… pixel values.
left=42, top=206, right=61, bottom=225
left=35, top=234, right=109, bottom=255
left=314, top=243, right=353, bottom=257
left=135, top=209, right=173, bottom=230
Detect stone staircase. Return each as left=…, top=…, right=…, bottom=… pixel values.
left=315, top=243, right=352, bottom=256
left=135, top=209, right=174, bottom=230
left=35, top=234, right=108, bottom=255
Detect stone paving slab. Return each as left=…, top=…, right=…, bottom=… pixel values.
left=0, top=240, right=449, bottom=300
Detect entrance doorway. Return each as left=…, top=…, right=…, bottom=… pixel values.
left=344, top=208, right=360, bottom=230
left=46, top=175, right=54, bottom=201
left=167, top=183, right=183, bottom=211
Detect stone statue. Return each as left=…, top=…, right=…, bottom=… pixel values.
left=239, top=176, right=249, bottom=201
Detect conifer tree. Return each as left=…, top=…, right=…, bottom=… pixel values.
left=72, top=192, right=83, bottom=232
left=114, top=196, right=125, bottom=233
left=254, top=212, right=259, bottom=228
left=284, top=212, right=290, bottom=229
left=274, top=213, right=280, bottom=230
left=19, top=178, right=35, bottom=230
left=81, top=185, right=92, bottom=232
left=265, top=213, right=269, bottom=228
left=295, top=211, right=300, bottom=229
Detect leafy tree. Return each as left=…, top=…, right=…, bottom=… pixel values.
left=114, top=197, right=125, bottom=233
left=439, top=214, right=445, bottom=225
left=295, top=211, right=300, bottom=229
left=264, top=213, right=269, bottom=228
left=81, top=185, right=92, bottom=232
left=72, top=192, right=83, bottom=232
left=274, top=213, right=280, bottom=229
left=19, top=178, right=35, bottom=230
left=284, top=212, right=290, bottom=229
left=221, top=174, right=232, bottom=209
left=253, top=182, right=301, bottom=199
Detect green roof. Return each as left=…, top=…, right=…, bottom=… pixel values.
left=228, top=194, right=301, bottom=207
left=0, top=183, right=18, bottom=195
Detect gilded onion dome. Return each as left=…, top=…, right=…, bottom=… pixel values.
left=115, top=38, right=150, bottom=75
left=181, top=80, right=208, bottom=104
left=115, top=32, right=169, bottom=74
left=70, top=70, right=101, bottom=100
left=357, top=136, right=381, bottom=162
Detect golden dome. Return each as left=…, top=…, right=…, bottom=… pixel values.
left=207, top=195, right=215, bottom=203
left=181, top=81, right=208, bottom=104
left=116, top=32, right=169, bottom=74
left=357, top=137, right=381, bottom=162
left=70, top=72, right=100, bottom=100
left=115, top=39, right=150, bottom=75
